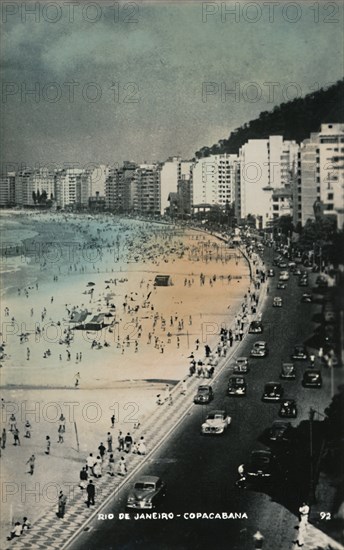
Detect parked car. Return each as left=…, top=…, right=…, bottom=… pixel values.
left=273, top=297, right=283, bottom=307
left=262, top=382, right=284, bottom=402
left=279, top=271, right=289, bottom=281
left=126, top=476, right=166, bottom=510
left=302, top=369, right=323, bottom=388
left=280, top=362, right=296, bottom=380
left=250, top=341, right=268, bottom=357
left=277, top=282, right=287, bottom=290
left=249, top=321, right=263, bottom=334
left=227, top=375, right=247, bottom=396
left=201, top=410, right=231, bottom=435
left=291, top=345, right=308, bottom=360
left=244, top=450, right=273, bottom=479
left=267, top=269, right=275, bottom=277
left=267, top=420, right=292, bottom=443
left=194, top=385, right=214, bottom=404
left=298, top=278, right=309, bottom=287
left=301, top=293, right=313, bottom=303
left=279, top=399, right=298, bottom=418
left=233, top=357, right=249, bottom=374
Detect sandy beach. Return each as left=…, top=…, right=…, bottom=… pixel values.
left=0, top=211, right=252, bottom=542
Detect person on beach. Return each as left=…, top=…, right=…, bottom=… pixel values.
left=117, top=456, right=127, bottom=476
left=93, top=458, right=102, bottom=479
left=2, top=427, right=6, bottom=448
left=86, top=480, right=95, bottom=507
left=45, top=435, right=51, bottom=455
left=111, top=414, right=115, bottom=428
left=86, top=453, right=95, bottom=475
left=13, top=428, right=20, bottom=446
left=9, top=413, right=16, bottom=431
left=107, top=432, right=113, bottom=452
left=107, top=454, right=115, bottom=476
left=57, top=426, right=64, bottom=443
left=98, top=442, right=106, bottom=461
left=118, top=431, right=124, bottom=451
left=7, top=522, right=22, bottom=540
left=26, top=454, right=35, bottom=475
left=137, top=436, right=146, bottom=456
left=59, top=414, right=66, bottom=433
left=124, top=433, right=133, bottom=453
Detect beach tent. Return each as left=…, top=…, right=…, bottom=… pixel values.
left=154, top=275, right=173, bottom=286
left=70, top=310, right=89, bottom=324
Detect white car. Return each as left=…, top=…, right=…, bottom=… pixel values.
left=201, top=410, right=231, bottom=435
left=279, top=271, right=290, bottom=281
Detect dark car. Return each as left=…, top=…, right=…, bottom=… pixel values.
left=250, top=341, right=268, bottom=357
left=244, top=450, right=273, bottom=479
left=302, top=370, right=322, bottom=388
left=249, top=321, right=263, bottom=334
left=262, top=382, right=284, bottom=402
left=301, top=293, right=313, bottom=303
left=279, top=399, right=298, bottom=418
left=227, top=375, right=247, bottom=396
left=280, top=362, right=296, bottom=380
left=126, top=476, right=166, bottom=510
left=194, top=385, right=214, bottom=404
left=267, top=420, right=292, bottom=443
left=291, top=345, right=308, bottom=360
left=277, top=282, right=286, bottom=290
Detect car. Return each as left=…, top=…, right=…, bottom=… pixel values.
left=280, top=362, right=296, bottom=380
left=293, top=268, right=302, bottom=276
left=273, top=297, right=283, bottom=307
left=298, top=278, right=309, bottom=287
left=244, top=450, right=273, bottom=479
left=279, top=271, right=289, bottom=281
left=278, top=261, right=288, bottom=269
left=194, top=385, right=214, bottom=404
left=201, top=410, right=231, bottom=435
left=267, top=269, right=275, bottom=277
left=233, top=357, right=249, bottom=374
left=267, top=420, right=292, bottom=443
left=301, top=293, right=313, bottom=303
left=249, top=320, right=263, bottom=334
left=302, top=369, right=322, bottom=388
left=227, top=375, right=247, bottom=396
left=250, top=341, right=268, bottom=357
left=262, top=382, right=284, bottom=402
left=291, top=345, right=308, bottom=360
left=126, top=476, right=166, bottom=510
left=279, top=399, right=298, bottom=418
left=277, top=282, right=287, bottom=290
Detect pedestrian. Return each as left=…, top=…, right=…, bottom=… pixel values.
left=137, top=436, right=146, bottom=455
left=309, top=353, right=315, bottom=367
left=124, top=433, right=133, bottom=453
left=107, top=432, right=113, bottom=453
left=93, top=458, right=102, bottom=478
left=117, top=456, right=127, bottom=476
left=45, top=435, right=51, bottom=455
left=24, top=420, right=31, bottom=438
left=9, top=413, right=16, bottom=431
left=118, top=431, right=124, bottom=451
left=318, top=347, right=324, bottom=362
left=79, top=466, right=88, bottom=489
left=98, top=442, right=106, bottom=461
left=110, top=414, right=115, bottom=428
left=26, top=454, right=35, bottom=475
left=7, top=522, right=22, bottom=540
left=86, top=453, right=95, bottom=475
left=253, top=530, right=264, bottom=549
left=13, top=428, right=20, bottom=446
left=21, top=517, right=31, bottom=532
left=2, top=427, right=6, bottom=449
left=59, top=414, right=66, bottom=433
left=86, top=480, right=95, bottom=507
left=57, top=490, right=67, bottom=518
left=57, top=426, right=64, bottom=443
left=107, top=453, right=115, bottom=476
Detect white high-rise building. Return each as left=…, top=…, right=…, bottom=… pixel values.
left=15, top=169, right=55, bottom=206
left=238, top=136, right=298, bottom=228
left=294, top=124, right=344, bottom=228
left=192, top=154, right=238, bottom=209
left=160, top=157, right=193, bottom=215
left=55, top=168, right=83, bottom=209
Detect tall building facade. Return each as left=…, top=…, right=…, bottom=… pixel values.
left=192, top=154, right=238, bottom=209
left=0, top=173, right=15, bottom=207
left=105, top=162, right=137, bottom=212
left=134, top=163, right=161, bottom=215
left=55, top=168, right=83, bottom=209
left=238, top=136, right=298, bottom=228
left=15, top=169, right=55, bottom=206
left=294, top=123, right=344, bottom=228
left=160, top=157, right=193, bottom=215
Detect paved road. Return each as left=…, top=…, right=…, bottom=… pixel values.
left=71, top=261, right=341, bottom=550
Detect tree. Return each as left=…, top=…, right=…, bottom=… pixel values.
left=32, top=191, right=37, bottom=204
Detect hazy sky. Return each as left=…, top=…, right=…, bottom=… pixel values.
left=1, top=0, right=343, bottom=170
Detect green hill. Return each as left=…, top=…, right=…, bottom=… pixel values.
left=195, top=80, right=344, bottom=158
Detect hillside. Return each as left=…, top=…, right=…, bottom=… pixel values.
left=195, top=80, right=344, bottom=158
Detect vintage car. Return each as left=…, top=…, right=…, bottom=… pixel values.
left=277, top=282, right=287, bottom=290
left=250, top=341, right=268, bottom=357
left=227, top=375, right=247, bottom=397
left=279, top=271, right=289, bottom=281
left=273, top=297, right=283, bottom=308
left=280, top=362, right=296, bottom=380
left=279, top=399, right=298, bottom=418
left=301, top=293, right=313, bottom=303
left=291, top=345, right=308, bottom=360
left=193, top=385, right=214, bottom=404
left=249, top=321, right=263, bottom=334
left=267, top=420, right=292, bottom=443
left=201, top=410, right=231, bottom=435
left=244, top=450, right=273, bottom=479
left=302, top=370, right=323, bottom=388
left=267, top=268, right=275, bottom=277
left=262, top=382, right=284, bottom=402
left=126, top=476, right=166, bottom=510
left=233, top=357, right=249, bottom=374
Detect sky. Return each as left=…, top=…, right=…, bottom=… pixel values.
left=1, top=0, right=343, bottom=171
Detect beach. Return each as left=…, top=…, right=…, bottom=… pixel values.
left=0, top=211, right=251, bottom=541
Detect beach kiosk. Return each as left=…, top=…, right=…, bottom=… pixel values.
left=154, top=275, right=173, bottom=286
